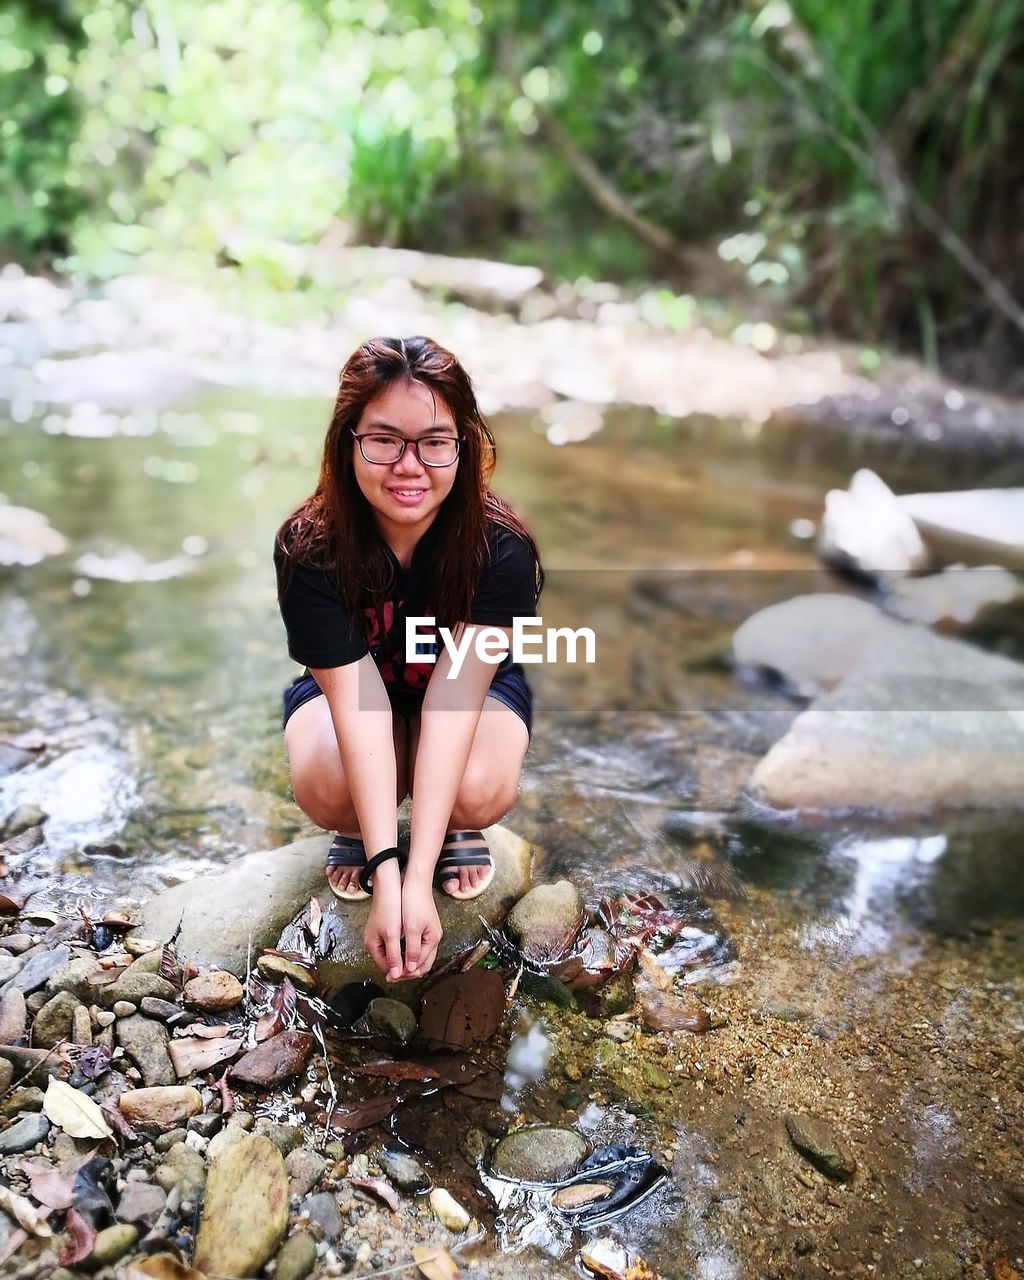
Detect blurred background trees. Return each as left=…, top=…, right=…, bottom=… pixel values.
left=3, top=0, right=1022, bottom=382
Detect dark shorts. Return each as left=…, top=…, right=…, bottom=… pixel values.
left=281, top=665, right=533, bottom=736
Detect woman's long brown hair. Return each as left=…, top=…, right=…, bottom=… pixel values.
left=276, top=335, right=543, bottom=632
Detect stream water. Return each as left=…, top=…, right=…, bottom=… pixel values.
left=1, top=390, right=1022, bottom=1275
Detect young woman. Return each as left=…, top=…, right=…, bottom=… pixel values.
left=274, top=336, right=542, bottom=987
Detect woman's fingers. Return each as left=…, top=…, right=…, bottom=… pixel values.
left=382, top=929, right=404, bottom=982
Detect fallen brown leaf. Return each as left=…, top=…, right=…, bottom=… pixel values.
left=412, top=1244, right=459, bottom=1280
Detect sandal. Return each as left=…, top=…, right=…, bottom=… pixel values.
left=434, top=830, right=495, bottom=901
left=326, top=836, right=405, bottom=902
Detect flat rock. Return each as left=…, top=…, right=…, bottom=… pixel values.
left=127, top=835, right=340, bottom=975
left=116, top=1179, right=167, bottom=1224
left=255, top=1120, right=306, bottom=1157
left=751, top=626, right=1024, bottom=813
left=506, top=881, right=585, bottom=960
left=116, top=1014, right=175, bottom=1086
left=96, top=967, right=178, bottom=1009
left=0, top=944, right=71, bottom=996
left=883, top=566, right=1023, bottom=626
left=732, top=594, right=899, bottom=696
left=899, top=487, right=1024, bottom=567
left=488, top=1125, right=589, bottom=1182
left=119, top=1085, right=202, bottom=1129
left=229, top=1030, right=313, bottom=1086
left=785, top=1113, right=857, bottom=1181
left=279, top=824, right=534, bottom=994
left=32, top=991, right=81, bottom=1048
left=183, top=971, right=244, bottom=1011
left=194, top=1134, right=289, bottom=1278
left=0, top=1112, right=50, bottom=1153
left=0, top=988, right=27, bottom=1041
left=256, top=954, right=316, bottom=992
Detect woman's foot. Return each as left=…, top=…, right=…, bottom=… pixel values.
left=326, top=833, right=370, bottom=900
left=435, top=830, right=495, bottom=900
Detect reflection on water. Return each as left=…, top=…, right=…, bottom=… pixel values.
left=801, top=834, right=947, bottom=955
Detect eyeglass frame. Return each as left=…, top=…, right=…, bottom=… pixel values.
left=349, top=427, right=463, bottom=468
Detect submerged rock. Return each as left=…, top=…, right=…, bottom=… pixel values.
left=751, top=626, right=1024, bottom=813
left=429, top=1187, right=471, bottom=1231
left=785, top=1113, right=857, bottom=1181
left=506, top=880, right=584, bottom=959
left=358, top=998, right=416, bottom=1045
left=274, top=1230, right=318, bottom=1280
left=116, top=1014, right=175, bottom=1086
left=119, top=1085, right=202, bottom=1128
left=229, top=1030, right=313, bottom=1086
left=377, top=1149, right=430, bottom=1193
left=488, top=1125, right=589, bottom=1182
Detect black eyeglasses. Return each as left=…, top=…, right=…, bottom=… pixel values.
left=350, top=429, right=462, bottom=467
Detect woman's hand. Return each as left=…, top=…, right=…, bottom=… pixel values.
left=363, top=864, right=404, bottom=982
left=401, top=873, right=443, bottom=979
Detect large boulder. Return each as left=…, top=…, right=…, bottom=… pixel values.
left=290, top=824, right=534, bottom=995
left=882, top=566, right=1023, bottom=627
left=750, top=626, right=1024, bottom=813
left=130, top=826, right=535, bottom=986
left=731, top=594, right=899, bottom=696
left=127, top=835, right=336, bottom=975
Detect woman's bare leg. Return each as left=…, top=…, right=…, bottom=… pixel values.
left=285, top=694, right=408, bottom=895
left=406, top=696, right=529, bottom=896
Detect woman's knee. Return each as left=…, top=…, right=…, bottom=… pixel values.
left=449, top=765, right=519, bottom=830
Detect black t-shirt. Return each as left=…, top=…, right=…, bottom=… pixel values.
left=274, top=519, right=538, bottom=700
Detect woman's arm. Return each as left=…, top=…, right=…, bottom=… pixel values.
left=311, top=656, right=404, bottom=981
left=401, top=625, right=511, bottom=976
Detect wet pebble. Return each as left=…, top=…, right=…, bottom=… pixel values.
left=3, top=804, right=47, bottom=839
left=140, top=996, right=181, bottom=1021
left=429, top=1187, right=470, bottom=1232
left=0, top=954, right=23, bottom=984
left=1, top=934, right=37, bottom=955
left=256, top=954, right=317, bottom=993
left=256, top=1119, right=306, bottom=1157
left=116, top=1014, right=175, bottom=1086
left=299, top=1191, right=344, bottom=1240
left=0, top=1111, right=50, bottom=1153
left=377, top=1148, right=430, bottom=1193
left=156, top=1142, right=206, bottom=1201
left=229, top=1030, right=314, bottom=1086
left=785, top=1114, right=857, bottom=1182
left=119, top=1085, right=202, bottom=1128
left=112, top=1000, right=137, bottom=1017
left=275, top=1230, right=318, bottom=1280
left=183, top=970, right=244, bottom=1011
left=489, top=1126, right=589, bottom=1182
left=92, top=1223, right=139, bottom=1265
left=359, top=997, right=417, bottom=1045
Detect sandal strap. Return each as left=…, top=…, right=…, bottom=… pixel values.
left=326, top=835, right=365, bottom=868
left=442, top=830, right=486, bottom=845
left=358, top=845, right=404, bottom=895
left=436, top=832, right=491, bottom=882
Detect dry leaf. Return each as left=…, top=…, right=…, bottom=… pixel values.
left=412, top=1244, right=459, bottom=1280
left=351, top=1177, right=400, bottom=1213
left=43, top=1078, right=114, bottom=1140
left=59, top=1207, right=96, bottom=1265
left=419, top=970, right=505, bottom=1049
left=168, top=1036, right=241, bottom=1078
left=21, top=1163, right=76, bottom=1210
left=0, top=1185, right=53, bottom=1236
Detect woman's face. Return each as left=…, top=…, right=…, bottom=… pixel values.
left=351, top=379, right=460, bottom=545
